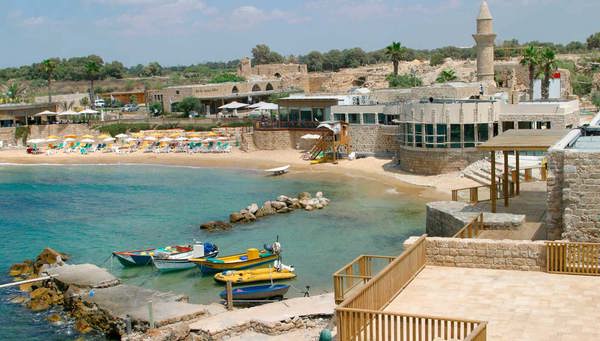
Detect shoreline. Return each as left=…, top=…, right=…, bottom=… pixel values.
left=0, top=149, right=479, bottom=200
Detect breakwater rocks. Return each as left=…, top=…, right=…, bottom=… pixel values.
left=200, top=192, right=331, bottom=231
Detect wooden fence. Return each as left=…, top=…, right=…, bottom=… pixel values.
left=546, top=241, right=600, bottom=275
left=453, top=213, right=484, bottom=239
left=333, top=255, right=396, bottom=304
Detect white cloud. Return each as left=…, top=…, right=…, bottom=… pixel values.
left=21, top=16, right=47, bottom=27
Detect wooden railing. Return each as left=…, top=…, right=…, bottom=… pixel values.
left=451, top=178, right=509, bottom=204
left=333, top=255, right=396, bottom=304
left=255, top=120, right=320, bottom=130
left=511, top=166, right=548, bottom=183
left=546, top=241, right=600, bottom=275
left=335, top=308, right=487, bottom=341
left=453, top=213, right=484, bottom=239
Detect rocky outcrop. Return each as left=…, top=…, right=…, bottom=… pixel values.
left=200, top=221, right=232, bottom=231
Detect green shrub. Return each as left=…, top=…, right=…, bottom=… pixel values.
left=15, top=126, right=30, bottom=144
left=386, top=73, right=423, bottom=88
left=209, top=73, right=245, bottom=83
left=430, top=53, right=445, bottom=66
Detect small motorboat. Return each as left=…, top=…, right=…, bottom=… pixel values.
left=190, top=246, right=279, bottom=273
left=113, top=245, right=193, bottom=266
left=152, top=242, right=218, bottom=272
left=264, top=165, right=289, bottom=176
left=214, top=260, right=296, bottom=284
left=219, top=284, right=290, bottom=301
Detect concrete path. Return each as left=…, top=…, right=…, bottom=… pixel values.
left=189, top=293, right=334, bottom=335
left=47, top=263, right=120, bottom=288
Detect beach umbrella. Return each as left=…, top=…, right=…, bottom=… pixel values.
left=249, top=101, right=278, bottom=110
left=64, top=138, right=76, bottom=142
left=63, top=134, right=77, bottom=139
left=98, top=134, right=110, bottom=139
left=103, top=137, right=116, bottom=142
left=125, top=137, right=138, bottom=142
left=47, top=135, right=60, bottom=139
left=45, top=138, right=58, bottom=143
left=218, top=101, right=248, bottom=110
left=79, top=108, right=99, bottom=115
left=26, top=138, right=46, bottom=144
left=80, top=138, right=95, bottom=143
left=189, top=137, right=202, bottom=142
left=175, top=136, right=188, bottom=141
left=159, top=137, right=173, bottom=142
left=207, top=131, right=217, bottom=137
left=217, top=136, right=228, bottom=141
left=144, top=136, right=157, bottom=141
left=33, top=110, right=57, bottom=117
left=203, top=137, right=216, bottom=142
left=57, top=110, right=80, bottom=116
left=115, top=133, right=129, bottom=138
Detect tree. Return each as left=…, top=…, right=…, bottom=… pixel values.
left=387, top=73, right=423, bottom=88
left=1, top=81, right=27, bottom=103
left=587, top=32, right=600, bottom=50
left=176, top=97, right=201, bottom=114
left=520, top=45, right=540, bottom=100
left=251, top=44, right=284, bottom=65
left=103, top=61, right=126, bottom=79
left=84, top=60, right=102, bottom=106
left=540, top=47, right=557, bottom=100
left=430, top=53, right=445, bottom=66
left=436, top=69, right=458, bottom=83
left=142, top=62, right=163, bottom=77
left=385, top=42, right=407, bottom=76
left=208, top=73, right=245, bottom=83
left=303, top=51, right=324, bottom=72
left=149, top=101, right=163, bottom=116
left=41, top=59, right=57, bottom=102
left=80, top=96, right=90, bottom=107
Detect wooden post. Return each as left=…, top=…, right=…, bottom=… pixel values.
left=226, top=281, right=233, bottom=310
left=490, top=151, right=496, bottom=213
left=503, top=151, right=509, bottom=207
left=148, top=300, right=155, bottom=329
left=515, top=151, right=520, bottom=195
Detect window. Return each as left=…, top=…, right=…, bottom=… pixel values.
left=518, top=121, right=533, bottom=129
left=334, top=113, right=346, bottom=122
left=363, top=113, right=376, bottom=124
left=450, top=124, right=461, bottom=148
left=536, top=121, right=551, bottom=129
left=415, top=124, right=423, bottom=147
left=378, top=113, right=385, bottom=125
left=348, top=113, right=360, bottom=124
left=279, top=108, right=289, bottom=121
left=502, top=121, right=515, bottom=131
left=464, top=124, right=475, bottom=148
left=289, top=109, right=299, bottom=121
left=300, top=110, right=312, bottom=121
left=436, top=124, right=447, bottom=147
left=406, top=124, right=413, bottom=146
left=312, top=108, right=324, bottom=121
left=175, top=90, right=180, bottom=95
left=477, top=124, right=489, bottom=142
left=425, top=124, right=435, bottom=148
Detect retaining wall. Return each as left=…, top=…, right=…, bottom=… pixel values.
left=252, top=129, right=318, bottom=150
left=397, top=146, right=485, bottom=175
left=28, top=124, right=99, bottom=139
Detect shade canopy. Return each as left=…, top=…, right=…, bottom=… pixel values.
left=34, top=110, right=57, bottom=117
left=80, top=138, right=95, bottom=143
left=218, top=101, right=248, bottom=110
left=248, top=101, right=278, bottom=110
left=144, top=136, right=157, bottom=141
left=79, top=108, right=99, bottom=114
left=477, top=129, right=571, bottom=152
left=57, top=110, right=80, bottom=116
left=103, top=137, right=116, bottom=142
left=115, top=133, right=129, bottom=138
left=26, top=138, right=46, bottom=144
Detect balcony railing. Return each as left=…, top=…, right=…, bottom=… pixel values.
left=333, top=255, right=396, bottom=304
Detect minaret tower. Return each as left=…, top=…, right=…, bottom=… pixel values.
left=473, top=1, right=496, bottom=83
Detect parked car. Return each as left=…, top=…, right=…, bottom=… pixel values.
left=94, top=99, right=105, bottom=108
left=121, top=104, right=139, bottom=112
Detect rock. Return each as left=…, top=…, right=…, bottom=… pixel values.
left=229, top=212, right=245, bottom=223
left=241, top=212, right=256, bottom=223
left=200, top=221, right=232, bottom=231
left=277, top=195, right=290, bottom=202
left=247, top=203, right=259, bottom=214
left=305, top=205, right=314, bottom=211
left=276, top=207, right=291, bottom=214
left=255, top=205, right=276, bottom=218
left=240, top=209, right=249, bottom=215
left=35, top=248, right=68, bottom=270
left=9, top=295, right=28, bottom=304
left=316, top=191, right=324, bottom=198
left=315, top=203, right=324, bottom=209
left=9, top=262, right=33, bottom=277
left=75, top=319, right=93, bottom=334
left=299, top=199, right=310, bottom=208
left=271, top=201, right=287, bottom=210
left=47, top=313, right=63, bottom=325
left=28, top=299, right=50, bottom=311
left=297, top=192, right=312, bottom=200
left=28, top=286, right=63, bottom=311
left=290, top=198, right=301, bottom=209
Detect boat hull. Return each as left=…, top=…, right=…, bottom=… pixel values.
left=214, top=268, right=296, bottom=284
left=219, top=284, right=290, bottom=300
left=113, top=251, right=154, bottom=266
left=194, top=254, right=279, bottom=273
left=153, top=250, right=218, bottom=272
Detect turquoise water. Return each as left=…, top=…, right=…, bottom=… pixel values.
left=0, top=165, right=426, bottom=340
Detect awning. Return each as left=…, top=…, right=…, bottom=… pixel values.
left=218, top=101, right=248, bottom=110
left=477, top=129, right=571, bottom=152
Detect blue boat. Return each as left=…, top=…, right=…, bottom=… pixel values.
left=113, top=243, right=217, bottom=267
left=219, top=284, right=290, bottom=301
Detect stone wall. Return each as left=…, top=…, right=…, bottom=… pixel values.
left=348, top=125, right=401, bottom=155
left=252, top=129, right=317, bottom=150
left=0, top=127, right=16, bottom=147
left=28, top=124, right=99, bottom=139
left=240, top=132, right=256, bottom=152
left=397, top=146, right=484, bottom=175
left=546, top=150, right=565, bottom=240
left=404, top=236, right=546, bottom=271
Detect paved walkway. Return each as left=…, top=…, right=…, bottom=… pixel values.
left=189, top=293, right=334, bottom=335
left=386, top=266, right=600, bottom=341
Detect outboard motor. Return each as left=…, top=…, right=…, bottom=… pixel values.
left=192, top=243, right=205, bottom=258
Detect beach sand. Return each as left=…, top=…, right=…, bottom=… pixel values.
left=0, top=148, right=479, bottom=199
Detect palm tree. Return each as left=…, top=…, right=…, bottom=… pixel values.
left=436, top=69, right=458, bottom=83
left=1, top=81, right=27, bottom=103
left=85, top=60, right=101, bottom=107
left=520, top=45, right=540, bottom=100
left=41, top=59, right=57, bottom=103
left=540, top=47, right=557, bottom=100
left=385, top=42, right=407, bottom=76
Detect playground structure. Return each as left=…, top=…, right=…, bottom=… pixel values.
left=309, top=121, right=351, bottom=164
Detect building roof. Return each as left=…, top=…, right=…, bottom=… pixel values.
left=478, top=1, right=493, bottom=20
left=477, top=129, right=571, bottom=151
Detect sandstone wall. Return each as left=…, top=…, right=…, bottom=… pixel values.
left=240, top=132, right=256, bottom=152
left=546, top=150, right=565, bottom=240
left=349, top=125, right=401, bottom=155
left=404, top=236, right=546, bottom=271
left=397, top=146, right=484, bottom=175
left=0, top=127, right=16, bottom=147
left=252, top=129, right=317, bottom=150
left=28, top=124, right=99, bottom=139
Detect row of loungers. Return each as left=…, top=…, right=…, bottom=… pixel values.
left=43, top=142, right=232, bottom=155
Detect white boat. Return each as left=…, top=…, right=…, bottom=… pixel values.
left=264, top=165, right=290, bottom=176
left=152, top=242, right=218, bottom=272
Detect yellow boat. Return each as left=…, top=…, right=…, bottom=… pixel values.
left=214, top=261, right=296, bottom=284
left=190, top=248, right=278, bottom=273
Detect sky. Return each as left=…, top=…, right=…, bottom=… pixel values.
left=1, top=0, right=599, bottom=68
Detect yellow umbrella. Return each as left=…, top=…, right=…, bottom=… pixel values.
left=132, top=132, right=143, bottom=137
left=47, top=135, right=59, bottom=139
left=207, top=132, right=217, bottom=137
left=63, top=134, right=77, bottom=139
left=98, top=134, right=110, bottom=139
left=81, top=134, right=94, bottom=139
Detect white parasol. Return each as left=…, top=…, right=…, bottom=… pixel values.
left=144, top=136, right=157, bottom=141
left=218, top=101, right=248, bottom=110
left=80, top=138, right=95, bottom=143
left=103, top=137, right=116, bottom=142
left=79, top=108, right=100, bottom=115
left=159, top=137, right=173, bottom=142
left=26, top=138, right=46, bottom=144
left=57, top=110, right=80, bottom=116
left=115, top=133, right=129, bottom=138
left=34, top=110, right=57, bottom=117
left=175, top=136, right=188, bottom=141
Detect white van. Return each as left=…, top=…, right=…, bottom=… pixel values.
left=94, top=99, right=105, bottom=108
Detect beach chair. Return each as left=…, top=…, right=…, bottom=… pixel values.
left=221, top=142, right=231, bottom=153
left=143, top=142, right=154, bottom=153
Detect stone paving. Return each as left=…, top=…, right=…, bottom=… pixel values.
left=385, top=266, right=600, bottom=341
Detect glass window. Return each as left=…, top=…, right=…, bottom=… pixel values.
left=387, top=115, right=399, bottom=125
left=436, top=124, right=447, bottom=147
left=502, top=121, right=514, bottom=131
left=425, top=124, right=434, bottom=148
left=518, top=121, right=533, bottom=129
left=464, top=124, right=475, bottom=148
left=312, top=108, right=324, bottom=121
left=378, top=113, right=385, bottom=125
left=536, top=121, right=551, bottom=129
left=406, top=123, right=413, bottom=146
left=477, top=124, right=489, bottom=142
left=333, top=113, right=346, bottom=122
left=450, top=124, right=461, bottom=148
left=290, top=109, right=300, bottom=121
left=279, top=109, right=289, bottom=121
left=415, top=124, right=423, bottom=147
left=363, top=113, right=376, bottom=124
left=348, top=113, right=360, bottom=124
left=300, top=110, right=312, bottom=121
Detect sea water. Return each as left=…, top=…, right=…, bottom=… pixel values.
left=0, top=164, right=426, bottom=340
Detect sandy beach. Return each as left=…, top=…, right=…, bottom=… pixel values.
left=0, top=148, right=479, bottom=199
